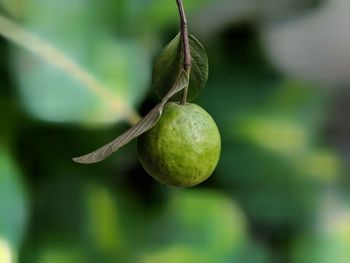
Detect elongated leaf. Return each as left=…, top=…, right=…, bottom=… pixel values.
left=0, top=146, right=28, bottom=249
left=153, top=33, right=209, bottom=102
left=8, top=0, right=150, bottom=126
left=73, top=70, right=189, bottom=164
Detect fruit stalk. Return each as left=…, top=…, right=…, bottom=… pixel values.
left=176, top=0, right=192, bottom=104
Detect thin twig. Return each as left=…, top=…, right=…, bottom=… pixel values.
left=0, top=14, right=141, bottom=125
left=176, top=0, right=192, bottom=104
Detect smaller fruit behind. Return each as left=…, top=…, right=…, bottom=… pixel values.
left=137, top=102, right=221, bottom=187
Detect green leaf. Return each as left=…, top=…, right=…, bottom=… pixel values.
left=153, top=33, right=208, bottom=102
left=73, top=70, right=189, bottom=164
left=140, top=190, right=247, bottom=262
left=84, top=183, right=121, bottom=254
left=0, top=146, right=28, bottom=250
left=9, top=0, right=150, bottom=126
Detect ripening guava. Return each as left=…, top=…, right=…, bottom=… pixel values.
left=137, top=102, right=221, bottom=187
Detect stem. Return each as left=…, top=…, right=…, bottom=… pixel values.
left=176, top=0, right=192, bottom=104
left=0, top=14, right=141, bottom=125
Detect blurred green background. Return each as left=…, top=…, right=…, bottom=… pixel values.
left=1, top=0, right=350, bottom=262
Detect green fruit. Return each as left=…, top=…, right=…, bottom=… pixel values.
left=137, top=102, right=221, bottom=187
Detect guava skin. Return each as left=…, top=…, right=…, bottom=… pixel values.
left=137, top=102, right=221, bottom=187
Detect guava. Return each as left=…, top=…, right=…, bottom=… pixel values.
left=137, top=102, right=221, bottom=187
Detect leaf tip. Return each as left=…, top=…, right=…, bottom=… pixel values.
left=72, top=156, right=92, bottom=164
